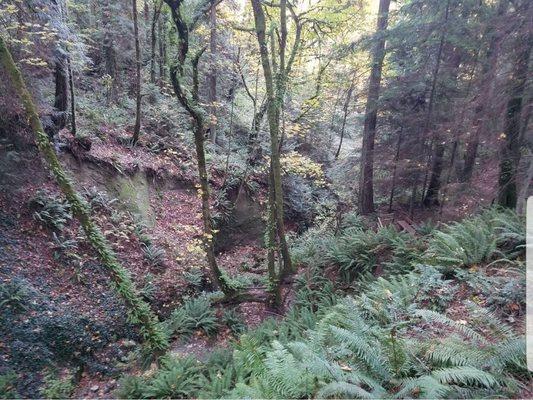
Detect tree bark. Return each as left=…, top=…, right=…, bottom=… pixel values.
left=0, top=36, right=167, bottom=354
left=250, top=0, right=294, bottom=284
left=358, top=0, right=391, bottom=214
left=132, top=0, right=142, bottom=144
left=158, top=15, right=166, bottom=82
left=423, top=141, right=446, bottom=206
left=102, top=0, right=117, bottom=103
left=150, top=1, right=162, bottom=84
left=53, top=56, right=68, bottom=130
left=163, top=0, right=235, bottom=296
left=67, top=56, right=77, bottom=135
left=388, top=127, right=403, bottom=212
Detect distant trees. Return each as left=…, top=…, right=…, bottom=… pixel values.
left=498, top=1, right=532, bottom=209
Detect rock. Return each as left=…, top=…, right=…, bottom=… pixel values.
left=122, top=339, right=137, bottom=348
left=90, top=385, right=99, bottom=392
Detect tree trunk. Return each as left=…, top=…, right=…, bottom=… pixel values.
left=150, top=1, right=161, bottom=84
left=0, top=36, right=167, bottom=354
left=132, top=0, right=142, bottom=144
left=67, top=56, right=77, bottom=135
left=208, top=3, right=217, bottom=142
left=158, top=15, right=165, bottom=82
left=423, top=142, right=446, bottom=206
left=334, top=83, right=354, bottom=159
left=498, top=23, right=532, bottom=208
left=250, top=0, right=293, bottom=292
left=53, top=56, right=68, bottom=130
left=462, top=0, right=508, bottom=182
left=388, top=127, right=403, bottom=212
left=358, top=0, right=391, bottom=214
left=164, top=0, right=235, bottom=297
left=102, top=0, right=117, bottom=103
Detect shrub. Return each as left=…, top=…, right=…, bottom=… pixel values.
left=83, top=187, right=117, bottom=212
left=0, top=371, right=18, bottom=399
left=41, top=371, right=74, bottom=399
left=141, top=243, right=166, bottom=268
left=424, top=215, right=498, bottom=269
left=183, top=268, right=206, bottom=290
left=0, top=281, right=29, bottom=313
left=29, top=191, right=72, bottom=231
left=167, top=295, right=219, bottom=337
left=140, top=273, right=156, bottom=302
left=117, top=356, right=205, bottom=399
left=491, top=208, right=526, bottom=257
left=51, top=233, right=82, bottom=266
left=226, top=280, right=526, bottom=399
left=222, top=308, right=246, bottom=335
left=328, top=226, right=417, bottom=281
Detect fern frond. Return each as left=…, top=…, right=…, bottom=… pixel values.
left=431, top=366, right=498, bottom=388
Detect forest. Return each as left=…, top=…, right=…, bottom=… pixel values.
left=0, top=0, right=531, bottom=398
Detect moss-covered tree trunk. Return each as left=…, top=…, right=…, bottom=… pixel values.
left=132, top=0, right=142, bottom=144
left=164, top=0, right=235, bottom=297
left=251, top=0, right=294, bottom=286
left=0, top=35, right=167, bottom=354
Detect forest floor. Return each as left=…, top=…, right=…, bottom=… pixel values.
left=0, top=125, right=517, bottom=398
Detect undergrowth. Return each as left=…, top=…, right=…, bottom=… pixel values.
left=116, top=208, right=527, bottom=399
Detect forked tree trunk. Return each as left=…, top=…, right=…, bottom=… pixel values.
left=358, top=0, right=391, bottom=214
left=250, top=0, right=294, bottom=285
left=0, top=36, right=167, bottom=353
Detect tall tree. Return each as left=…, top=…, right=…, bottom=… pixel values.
left=162, top=0, right=235, bottom=296
left=358, top=0, right=391, bottom=214
left=132, top=0, right=142, bottom=144
left=250, top=0, right=302, bottom=295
